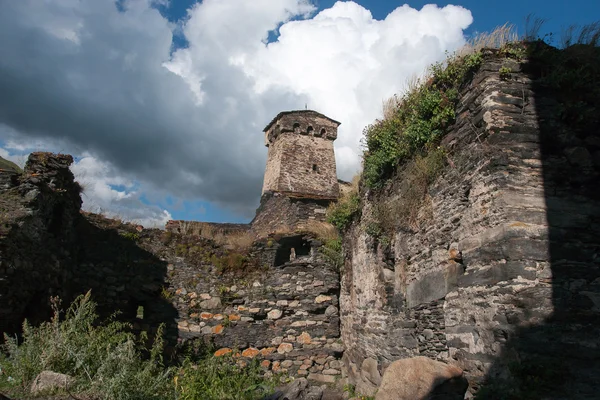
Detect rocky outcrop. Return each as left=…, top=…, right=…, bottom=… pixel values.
left=0, top=153, right=82, bottom=334
left=0, top=153, right=176, bottom=339
left=340, top=47, right=600, bottom=398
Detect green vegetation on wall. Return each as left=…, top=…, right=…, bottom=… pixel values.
left=326, top=175, right=362, bottom=231
left=362, top=51, right=483, bottom=189
left=374, top=146, right=447, bottom=233
left=327, top=192, right=360, bottom=231
left=319, top=237, right=344, bottom=270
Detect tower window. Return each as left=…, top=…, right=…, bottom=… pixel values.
left=307, top=126, right=314, bottom=135
left=293, top=122, right=300, bottom=133
left=312, top=164, right=318, bottom=172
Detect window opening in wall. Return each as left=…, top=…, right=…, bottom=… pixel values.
left=274, top=235, right=311, bottom=266
left=307, top=126, right=314, bottom=135
left=312, top=164, right=318, bottom=172
left=136, top=305, right=144, bottom=320
left=320, top=128, right=326, bottom=136
left=293, top=122, right=300, bottom=133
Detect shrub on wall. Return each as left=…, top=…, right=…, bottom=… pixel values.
left=319, top=237, right=344, bottom=270
left=374, top=146, right=447, bottom=233
left=327, top=175, right=361, bottom=231
left=362, top=51, right=483, bottom=188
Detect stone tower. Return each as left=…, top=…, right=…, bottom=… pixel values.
left=261, top=110, right=341, bottom=199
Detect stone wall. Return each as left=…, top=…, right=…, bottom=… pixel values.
left=165, top=220, right=250, bottom=236
left=340, top=49, right=600, bottom=398
left=251, top=192, right=332, bottom=237
left=0, top=153, right=82, bottom=334
left=166, top=249, right=343, bottom=382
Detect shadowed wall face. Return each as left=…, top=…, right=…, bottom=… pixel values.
left=262, top=111, right=340, bottom=199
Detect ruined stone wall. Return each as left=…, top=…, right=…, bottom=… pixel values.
left=165, top=220, right=251, bottom=244
left=251, top=192, right=331, bottom=237
left=167, top=250, right=343, bottom=382
left=0, top=153, right=82, bottom=334
left=0, top=157, right=343, bottom=384
left=340, top=51, right=600, bottom=398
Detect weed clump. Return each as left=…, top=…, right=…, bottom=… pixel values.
left=0, top=293, right=278, bottom=400
left=362, top=51, right=482, bottom=188
left=175, top=355, right=278, bottom=400
left=0, top=292, right=171, bottom=399
left=327, top=175, right=361, bottom=231
left=374, top=147, right=446, bottom=233
left=319, top=237, right=344, bottom=270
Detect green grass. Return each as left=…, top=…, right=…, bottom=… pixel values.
left=175, top=356, right=278, bottom=400
left=319, top=237, right=344, bottom=270
left=0, top=292, right=278, bottom=400
left=0, top=291, right=171, bottom=400
left=120, top=231, right=140, bottom=241
left=374, top=146, right=446, bottom=233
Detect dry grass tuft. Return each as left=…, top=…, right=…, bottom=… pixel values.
left=456, top=23, right=519, bottom=58
left=375, top=147, right=446, bottom=233
left=561, top=21, right=600, bottom=48
left=272, top=220, right=339, bottom=241
left=176, top=221, right=257, bottom=251
left=382, top=95, right=401, bottom=121
left=379, top=23, right=519, bottom=121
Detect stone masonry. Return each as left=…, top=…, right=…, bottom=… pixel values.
left=252, top=110, right=342, bottom=236
left=167, top=251, right=343, bottom=382
left=0, top=151, right=345, bottom=385
left=262, top=110, right=340, bottom=200
left=340, top=48, right=600, bottom=398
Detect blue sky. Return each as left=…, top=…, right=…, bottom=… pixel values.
left=161, top=0, right=600, bottom=47
left=0, top=0, right=598, bottom=227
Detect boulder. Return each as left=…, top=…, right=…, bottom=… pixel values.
left=30, top=371, right=75, bottom=395
left=375, top=357, right=468, bottom=400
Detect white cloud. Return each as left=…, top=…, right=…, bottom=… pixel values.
left=71, top=154, right=172, bottom=228
left=231, top=1, right=472, bottom=178
left=0, top=148, right=26, bottom=169
left=0, top=0, right=473, bottom=224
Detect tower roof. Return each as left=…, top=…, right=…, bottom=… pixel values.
left=263, top=110, right=341, bottom=132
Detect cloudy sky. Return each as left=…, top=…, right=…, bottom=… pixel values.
left=1, top=0, right=598, bottom=227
